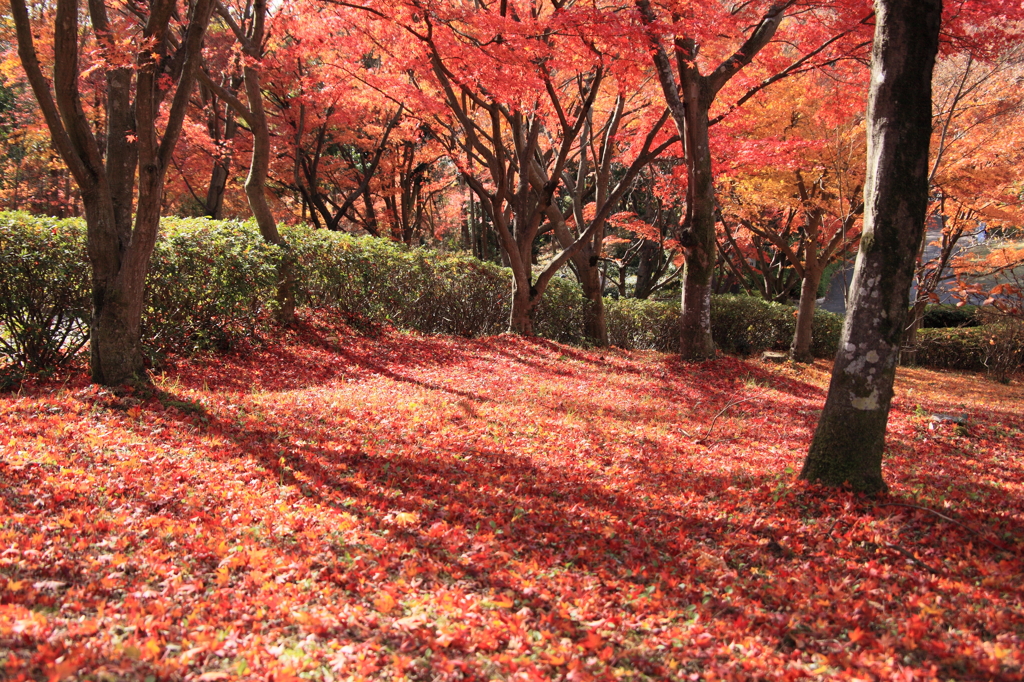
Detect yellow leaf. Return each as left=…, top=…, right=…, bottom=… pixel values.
left=393, top=511, right=419, bottom=527
left=374, top=592, right=398, bottom=614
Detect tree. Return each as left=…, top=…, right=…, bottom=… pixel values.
left=902, top=46, right=1024, bottom=360
left=800, top=0, right=941, bottom=493
left=635, top=0, right=871, bottom=359
left=10, top=0, right=214, bottom=385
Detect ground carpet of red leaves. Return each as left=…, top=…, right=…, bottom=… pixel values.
left=2, top=315, right=1023, bottom=680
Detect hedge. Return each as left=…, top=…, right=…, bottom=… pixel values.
left=0, top=215, right=585, bottom=373
left=913, top=324, right=1024, bottom=376
left=607, top=294, right=843, bottom=358
left=1, top=212, right=1017, bottom=376
left=920, top=304, right=980, bottom=329
left=0, top=212, right=90, bottom=372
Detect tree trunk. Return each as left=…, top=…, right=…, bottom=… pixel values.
left=677, top=88, right=718, bottom=359
left=509, top=273, right=536, bottom=336
left=242, top=46, right=294, bottom=322
left=791, top=237, right=822, bottom=362
left=634, top=240, right=662, bottom=299
left=11, top=0, right=213, bottom=385
left=204, top=92, right=239, bottom=219
left=84, top=198, right=148, bottom=385
left=579, top=261, right=608, bottom=346
left=790, top=265, right=823, bottom=363
left=801, top=0, right=941, bottom=493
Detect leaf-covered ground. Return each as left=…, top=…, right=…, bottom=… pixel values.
left=2, top=316, right=1023, bottom=681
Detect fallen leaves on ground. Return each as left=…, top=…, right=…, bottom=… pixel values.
left=2, top=315, right=1023, bottom=680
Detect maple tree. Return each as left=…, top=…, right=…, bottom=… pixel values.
left=391, top=0, right=610, bottom=337
left=903, top=46, right=1024, bottom=357
left=716, top=77, right=867, bottom=361
left=635, top=0, right=872, bottom=359
left=8, top=0, right=214, bottom=385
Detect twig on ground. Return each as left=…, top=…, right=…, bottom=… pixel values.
left=691, top=392, right=764, bottom=444
left=877, top=502, right=1011, bottom=552
left=884, top=542, right=942, bottom=574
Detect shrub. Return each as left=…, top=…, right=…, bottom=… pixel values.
left=911, top=323, right=1024, bottom=378
left=983, top=318, right=1024, bottom=382
left=920, top=304, right=980, bottom=329
left=0, top=213, right=90, bottom=373
left=605, top=297, right=681, bottom=351
left=913, top=327, right=989, bottom=371
left=606, top=295, right=842, bottom=358
left=144, top=218, right=283, bottom=354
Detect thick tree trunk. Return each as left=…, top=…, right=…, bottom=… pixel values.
left=801, top=0, right=941, bottom=493
left=12, top=0, right=213, bottom=385
left=677, top=90, right=718, bottom=359
left=83, top=198, right=147, bottom=385
left=509, top=273, right=536, bottom=336
left=679, top=271, right=713, bottom=359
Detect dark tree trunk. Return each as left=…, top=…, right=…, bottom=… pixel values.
left=509, top=270, right=537, bottom=336
left=801, top=0, right=941, bottom=493
left=204, top=105, right=238, bottom=219
left=579, top=259, right=608, bottom=346
left=676, top=79, right=718, bottom=359
left=634, top=240, right=662, bottom=300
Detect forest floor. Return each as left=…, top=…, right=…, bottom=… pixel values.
left=2, top=313, right=1023, bottom=681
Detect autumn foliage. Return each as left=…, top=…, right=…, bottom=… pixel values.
left=2, top=317, right=1023, bottom=680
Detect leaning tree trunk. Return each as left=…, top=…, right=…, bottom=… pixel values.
left=791, top=237, right=822, bottom=363
left=801, top=0, right=941, bottom=493
left=243, top=61, right=295, bottom=322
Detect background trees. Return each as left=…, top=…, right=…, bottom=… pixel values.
left=4, top=0, right=1022, bottom=394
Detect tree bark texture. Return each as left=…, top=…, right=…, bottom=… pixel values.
left=801, top=0, right=941, bottom=493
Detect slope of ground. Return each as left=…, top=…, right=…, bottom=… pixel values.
left=2, top=315, right=1023, bottom=681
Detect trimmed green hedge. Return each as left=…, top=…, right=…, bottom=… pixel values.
left=285, top=226, right=585, bottom=344
left=607, top=294, right=843, bottom=358
left=2, top=212, right=1016, bottom=377
left=921, top=304, right=980, bottom=329
left=0, top=213, right=90, bottom=372
left=914, top=324, right=1024, bottom=374
left=146, top=218, right=283, bottom=352
left=0, top=214, right=586, bottom=372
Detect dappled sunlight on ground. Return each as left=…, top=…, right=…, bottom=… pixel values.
left=2, top=315, right=1023, bottom=680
